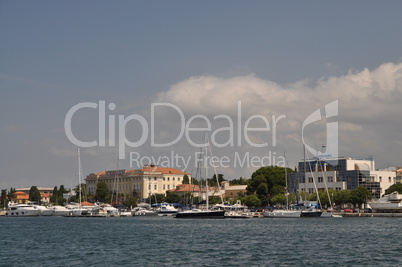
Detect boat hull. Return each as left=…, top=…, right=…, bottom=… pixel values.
left=264, top=210, right=301, bottom=218
left=175, top=210, right=225, bottom=219
left=300, top=211, right=322, bottom=217
left=6, top=206, right=40, bottom=216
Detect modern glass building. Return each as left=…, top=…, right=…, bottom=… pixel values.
left=288, top=157, right=396, bottom=199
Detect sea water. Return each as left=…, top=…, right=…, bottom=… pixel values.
left=1, top=216, right=401, bottom=266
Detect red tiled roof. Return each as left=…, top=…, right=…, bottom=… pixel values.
left=140, top=166, right=189, bottom=175
left=93, top=166, right=189, bottom=177
left=170, top=184, right=205, bottom=192
left=14, top=191, right=29, bottom=200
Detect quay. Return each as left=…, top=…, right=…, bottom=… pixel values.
left=338, top=212, right=402, bottom=217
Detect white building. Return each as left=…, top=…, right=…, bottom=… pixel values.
left=289, top=157, right=396, bottom=199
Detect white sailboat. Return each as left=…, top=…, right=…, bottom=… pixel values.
left=66, top=148, right=91, bottom=216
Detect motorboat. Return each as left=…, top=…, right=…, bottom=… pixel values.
left=6, top=204, right=40, bottom=216
left=369, top=192, right=402, bottom=212
left=225, top=200, right=253, bottom=218
left=158, top=203, right=179, bottom=216
left=51, top=206, right=70, bottom=216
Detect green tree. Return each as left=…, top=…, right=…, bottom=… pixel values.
left=124, top=196, right=137, bottom=208
left=230, top=177, right=249, bottom=185
left=191, top=177, right=199, bottom=185
left=318, top=189, right=336, bottom=208
left=270, top=193, right=286, bottom=205
left=8, top=188, right=16, bottom=200
left=182, top=174, right=190, bottom=184
left=73, top=183, right=87, bottom=202
left=29, top=186, right=41, bottom=203
left=247, top=165, right=294, bottom=206
left=58, top=185, right=68, bottom=197
left=165, top=192, right=180, bottom=203
left=50, top=186, right=58, bottom=204
left=384, top=184, right=402, bottom=195
left=350, top=187, right=372, bottom=208
left=241, top=194, right=262, bottom=207
left=95, top=181, right=109, bottom=203
left=208, top=196, right=222, bottom=204
left=148, top=193, right=165, bottom=204
left=1, top=189, right=8, bottom=208
left=179, top=192, right=194, bottom=205
left=333, top=190, right=351, bottom=207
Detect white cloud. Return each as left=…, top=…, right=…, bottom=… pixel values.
left=152, top=61, right=402, bottom=175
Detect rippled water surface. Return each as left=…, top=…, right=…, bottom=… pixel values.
left=1, top=216, right=402, bottom=266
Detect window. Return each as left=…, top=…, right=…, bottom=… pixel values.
left=168, top=185, right=170, bottom=189
left=178, top=178, right=181, bottom=181
left=328, top=176, right=333, bottom=183
left=168, top=177, right=170, bottom=181
left=308, top=177, right=313, bottom=183
left=379, top=176, right=382, bottom=182
left=154, top=184, right=157, bottom=190
left=173, top=177, right=175, bottom=181
left=389, top=177, right=391, bottom=182
left=318, top=177, right=323, bottom=183
left=154, top=177, right=157, bottom=181
left=163, top=177, right=165, bottom=181
left=163, top=185, right=165, bottom=190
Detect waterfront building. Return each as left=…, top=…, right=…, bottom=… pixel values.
left=288, top=157, right=396, bottom=199
left=220, top=181, right=247, bottom=199
left=168, top=181, right=246, bottom=202
left=85, top=165, right=190, bottom=201
left=14, top=187, right=54, bottom=204
left=396, top=168, right=402, bottom=184
left=12, top=191, right=29, bottom=204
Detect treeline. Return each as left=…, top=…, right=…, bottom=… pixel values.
left=0, top=185, right=71, bottom=208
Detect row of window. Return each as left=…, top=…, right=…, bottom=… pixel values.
left=300, top=187, right=342, bottom=193
left=302, top=176, right=341, bottom=183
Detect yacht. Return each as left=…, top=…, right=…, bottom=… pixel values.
left=51, top=206, right=70, bottom=216
left=225, top=200, right=253, bottom=218
left=174, top=208, right=225, bottom=218
left=6, top=204, right=40, bottom=216
left=300, top=207, right=322, bottom=217
left=369, top=192, right=402, bottom=212
left=158, top=203, right=179, bottom=216
left=133, top=207, right=158, bottom=216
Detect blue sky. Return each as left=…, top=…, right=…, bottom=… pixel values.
left=1, top=1, right=402, bottom=189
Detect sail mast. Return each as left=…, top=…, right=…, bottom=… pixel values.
left=205, top=133, right=209, bottom=210
left=78, top=147, right=82, bottom=208
left=284, top=151, right=289, bottom=210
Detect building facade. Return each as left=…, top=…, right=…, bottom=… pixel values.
left=289, top=157, right=396, bottom=199
left=85, top=165, right=190, bottom=201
